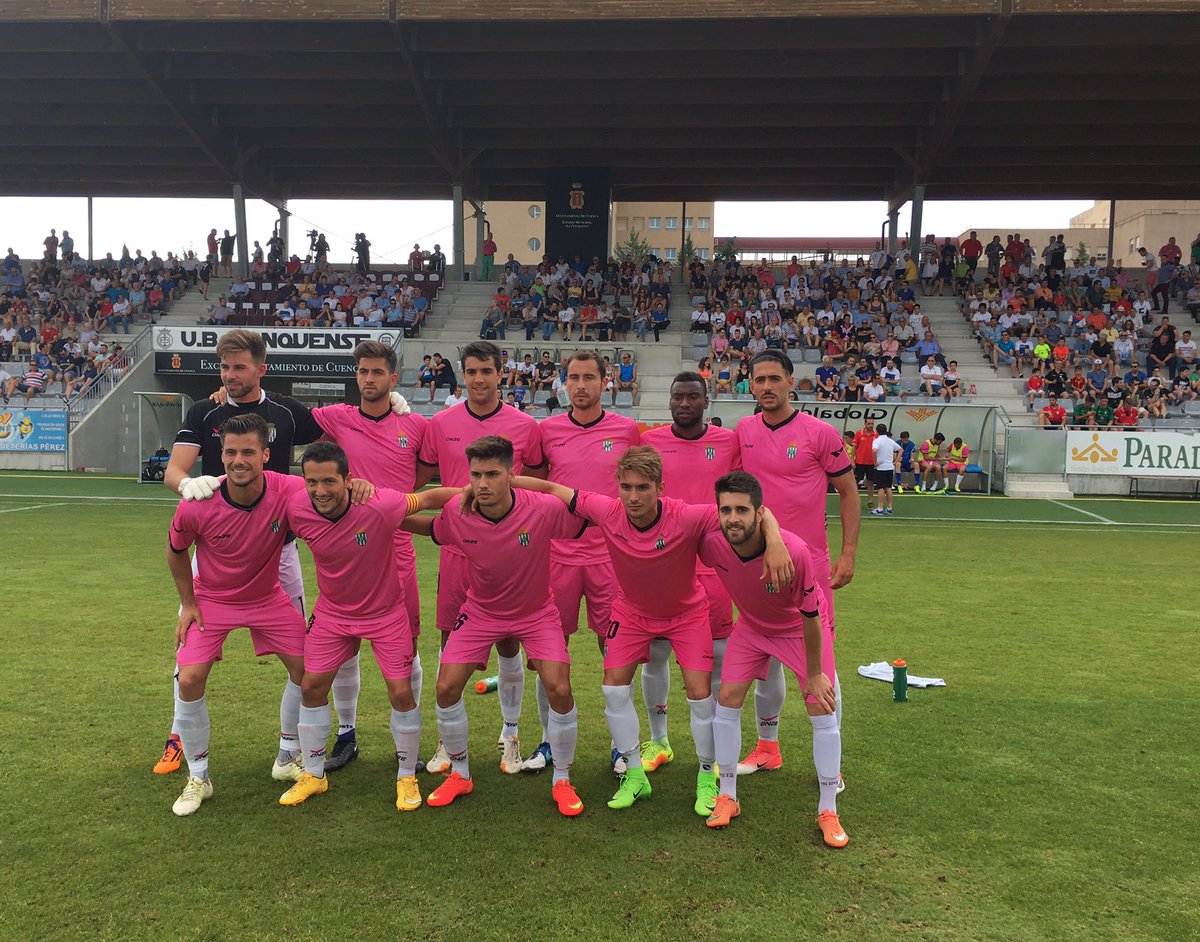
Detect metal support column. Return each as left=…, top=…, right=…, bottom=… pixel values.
left=86, top=196, right=94, bottom=264
left=475, top=207, right=486, bottom=281
left=452, top=183, right=465, bottom=281
left=1106, top=198, right=1116, bottom=265
left=887, top=208, right=899, bottom=257
left=909, top=184, right=926, bottom=268
left=232, top=183, right=249, bottom=278
left=278, top=201, right=289, bottom=262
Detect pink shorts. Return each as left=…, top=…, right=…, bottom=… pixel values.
left=436, top=547, right=470, bottom=633
left=177, top=589, right=306, bottom=667
left=813, top=550, right=835, bottom=639
left=698, top=570, right=733, bottom=640
left=394, top=535, right=420, bottom=637
left=721, top=621, right=837, bottom=705
left=551, top=560, right=617, bottom=636
left=603, top=598, right=713, bottom=673
left=442, top=602, right=570, bottom=670
left=945, top=461, right=966, bottom=472
left=305, top=608, right=414, bottom=680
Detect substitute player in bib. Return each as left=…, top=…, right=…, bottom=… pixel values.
left=918, top=432, right=947, bottom=493
left=278, top=442, right=460, bottom=811
left=310, top=341, right=430, bottom=767
left=165, top=413, right=309, bottom=816
left=735, top=351, right=859, bottom=782
left=638, top=372, right=740, bottom=772
left=528, top=350, right=639, bottom=773
left=943, top=437, right=971, bottom=493
left=403, top=436, right=587, bottom=816
left=415, top=340, right=546, bottom=775
left=702, top=472, right=847, bottom=848
left=511, top=446, right=795, bottom=816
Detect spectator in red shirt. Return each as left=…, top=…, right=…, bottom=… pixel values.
left=1005, top=233, right=1025, bottom=264
left=959, top=231, right=983, bottom=274
left=1038, top=395, right=1067, bottom=429
left=1159, top=237, right=1182, bottom=266
left=1025, top=368, right=1045, bottom=409
left=480, top=232, right=497, bottom=281
left=409, top=244, right=424, bottom=271
left=1113, top=399, right=1142, bottom=429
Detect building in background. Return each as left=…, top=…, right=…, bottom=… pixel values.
left=460, top=200, right=715, bottom=267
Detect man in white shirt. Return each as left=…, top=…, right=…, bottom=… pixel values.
left=920, top=357, right=944, bottom=396
left=870, top=424, right=900, bottom=516
left=1176, top=330, right=1198, bottom=378
left=863, top=375, right=886, bottom=403
left=690, top=303, right=711, bottom=334
left=444, top=385, right=466, bottom=408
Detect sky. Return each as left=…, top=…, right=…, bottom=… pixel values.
left=0, top=196, right=1095, bottom=266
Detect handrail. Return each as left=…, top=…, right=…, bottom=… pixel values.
left=64, top=320, right=154, bottom=430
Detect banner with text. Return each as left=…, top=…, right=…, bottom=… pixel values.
left=1066, top=430, right=1200, bottom=477
left=152, top=326, right=402, bottom=380
left=545, top=168, right=611, bottom=266
left=0, top=409, right=68, bottom=452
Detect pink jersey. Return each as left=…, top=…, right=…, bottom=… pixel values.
left=698, top=527, right=821, bottom=635
left=169, top=470, right=304, bottom=605
left=312, top=404, right=427, bottom=492
left=284, top=486, right=420, bottom=623
left=735, top=410, right=851, bottom=557
left=417, top=401, right=544, bottom=488
left=572, top=491, right=717, bottom=619
left=541, top=410, right=640, bottom=565
left=641, top=423, right=740, bottom=575
left=431, top=488, right=584, bottom=620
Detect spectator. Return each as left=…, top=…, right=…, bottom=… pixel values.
left=713, top=355, right=734, bottom=396
left=428, top=244, right=446, bottom=274
left=429, top=353, right=456, bottom=402
left=1071, top=395, right=1095, bottom=428
left=1086, top=359, right=1109, bottom=398
left=444, top=384, right=466, bottom=409
left=1147, top=318, right=1177, bottom=376
left=613, top=352, right=639, bottom=404
left=1025, top=366, right=1046, bottom=409
left=880, top=358, right=903, bottom=399
left=1038, top=395, right=1067, bottom=430
left=941, top=360, right=963, bottom=401
left=533, top=351, right=557, bottom=393
left=479, top=304, right=505, bottom=340
left=862, top=372, right=885, bottom=404
left=1175, top=329, right=1197, bottom=378
left=408, top=244, right=424, bottom=272
left=3, top=365, right=48, bottom=403
left=1113, top=397, right=1142, bottom=430
left=218, top=229, right=237, bottom=278
left=480, top=231, right=497, bottom=281
left=920, top=356, right=944, bottom=396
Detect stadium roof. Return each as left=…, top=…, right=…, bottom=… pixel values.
left=3, top=1, right=1200, bottom=208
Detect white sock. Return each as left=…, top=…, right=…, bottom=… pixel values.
left=712, top=703, right=741, bottom=800
left=712, top=637, right=728, bottom=706
left=601, top=683, right=642, bottom=769
left=436, top=699, right=470, bottom=779
left=755, top=658, right=786, bottom=743
left=278, top=679, right=302, bottom=761
left=535, top=674, right=551, bottom=742
left=547, top=705, right=578, bottom=784
left=170, top=667, right=180, bottom=736
left=410, top=652, right=423, bottom=708
left=687, top=695, right=716, bottom=771
left=641, top=638, right=672, bottom=743
left=174, top=694, right=210, bottom=780
left=390, top=707, right=421, bottom=778
left=810, top=713, right=841, bottom=814
left=298, top=703, right=331, bottom=778
left=497, top=652, right=523, bottom=742
left=331, top=653, right=360, bottom=735
left=834, top=672, right=843, bottom=731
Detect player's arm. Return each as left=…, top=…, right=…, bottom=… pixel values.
left=511, top=475, right=574, bottom=506
left=166, top=532, right=203, bottom=647
left=413, top=462, right=437, bottom=489
left=800, top=609, right=835, bottom=713
left=758, top=507, right=795, bottom=587
left=163, top=444, right=201, bottom=496
left=399, top=515, right=434, bottom=537
left=828, top=469, right=860, bottom=589
left=409, top=486, right=462, bottom=513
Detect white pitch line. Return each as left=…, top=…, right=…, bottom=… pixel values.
left=0, top=502, right=67, bottom=514
left=1049, top=500, right=1116, bottom=525
left=0, top=491, right=177, bottom=503
left=867, top=514, right=1200, bottom=528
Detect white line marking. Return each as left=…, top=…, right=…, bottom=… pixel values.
left=1049, top=500, right=1116, bottom=524
left=0, top=502, right=67, bottom=514
left=861, top=514, right=1200, bottom=528
left=0, top=491, right=176, bottom=503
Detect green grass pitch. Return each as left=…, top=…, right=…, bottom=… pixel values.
left=1, top=473, right=1198, bottom=942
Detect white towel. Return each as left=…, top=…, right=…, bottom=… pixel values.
left=857, top=661, right=946, bottom=688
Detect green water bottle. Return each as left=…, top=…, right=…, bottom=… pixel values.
left=892, top=659, right=908, bottom=703
left=474, top=674, right=499, bottom=694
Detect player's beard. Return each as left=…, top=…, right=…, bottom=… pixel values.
left=360, top=387, right=389, bottom=404
left=722, top=518, right=757, bottom=547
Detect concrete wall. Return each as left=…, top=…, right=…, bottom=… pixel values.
left=67, top=356, right=174, bottom=474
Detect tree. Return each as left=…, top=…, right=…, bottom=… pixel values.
left=615, top=229, right=652, bottom=270
left=1075, top=240, right=1089, bottom=266
left=679, top=234, right=698, bottom=283
left=714, top=236, right=739, bottom=267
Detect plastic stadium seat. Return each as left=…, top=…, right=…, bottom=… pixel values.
left=802, top=348, right=821, bottom=363
left=786, top=349, right=803, bottom=363
left=900, top=351, right=918, bottom=365
left=614, top=390, right=635, bottom=407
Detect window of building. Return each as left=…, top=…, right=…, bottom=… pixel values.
left=616, top=216, right=628, bottom=231
left=632, top=216, right=645, bottom=232
left=528, top=205, right=542, bottom=220
left=664, top=248, right=677, bottom=260
left=528, top=237, right=541, bottom=252
left=684, top=217, right=693, bottom=230
left=648, top=217, right=661, bottom=230
left=665, top=217, right=678, bottom=231
left=698, top=248, right=710, bottom=260
left=697, top=217, right=711, bottom=230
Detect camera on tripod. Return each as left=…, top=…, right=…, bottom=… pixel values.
left=306, top=229, right=319, bottom=251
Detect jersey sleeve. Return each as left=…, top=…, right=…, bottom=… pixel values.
left=282, top=395, right=324, bottom=445
left=570, top=489, right=616, bottom=524
left=310, top=404, right=343, bottom=441
left=821, top=424, right=854, bottom=477
left=521, top=418, right=546, bottom=470
left=428, top=506, right=458, bottom=548
left=417, top=415, right=440, bottom=467
left=696, top=529, right=721, bottom=570
left=681, top=499, right=720, bottom=538
left=169, top=501, right=198, bottom=553
left=173, top=400, right=209, bottom=449
left=376, top=487, right=419, bottom=531
left=787, top=539, right=821, bottom=618
left=547, top=497, right=588, bottom=540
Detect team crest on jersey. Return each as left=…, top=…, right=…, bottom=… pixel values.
left=517, top=529, right=531, bottom=547
left=354, top=528, right=368, bottom=547
left=398, top=434, right=409, bottom=448
left=270, top=519, right=280, bottom=533
left=705, top=447, right=715, bottom=461
left=266, top=423, right=277, bottom=443
left=786, top=441, right=798, bottom=460
left=655, top=537, right=666, bottom=550
left=602, top=438, right=614, bottom=452
left=765, top=582, right=778, bottom=594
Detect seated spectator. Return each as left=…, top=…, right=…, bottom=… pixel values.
left=862, top=373, right=886, bottom=403
left=207, top=297, right=233, bottom=325
left=3, top=366, right=48, bottom=403
left=1037, top=395, right=1067, bottom=430
left=1072, top=395, right=1095, bottom=428
left=613, top=352, right=639, bottom=404
left=941, top=360, right=962, bottom=400
left=880, top=358, right=903, bottom=399
left=1025, top=367, right=1046, bottom=409
left=650, top=302, right=672, bottom=343
left=713, top=355, right=734, bottom=396
left=1176, top=330, right=1197, bottom=378
left=533, top=351, right=557, bottom=393
left=918, top=356, right=943, bottom=396
left=1113, top=398, right=1142, bottom=429
left=691, top=302, right=711, bottom=334
left=992, top=330, right=1019, bottom=377
left=479, top=304, right=506, bottom=340
left=1142, top=383, right=1169, bottom=421
left=1086, top=360, right=1109, bottom=398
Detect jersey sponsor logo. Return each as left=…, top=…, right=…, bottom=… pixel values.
left=354, top=528, right=368, bottom=547
left=517, top=529, right=531, bottom=547
left=211, top=533, right=232, bottom=543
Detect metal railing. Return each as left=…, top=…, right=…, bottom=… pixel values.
left=64, top=321, right=155, bottom=431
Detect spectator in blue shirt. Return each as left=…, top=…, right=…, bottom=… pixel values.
left=908, top=330, right=946, bottom=368
left=1087, top=360, right=1109, bottom=396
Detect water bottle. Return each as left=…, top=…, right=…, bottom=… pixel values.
left=892, top=659, right=908, bottom=702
